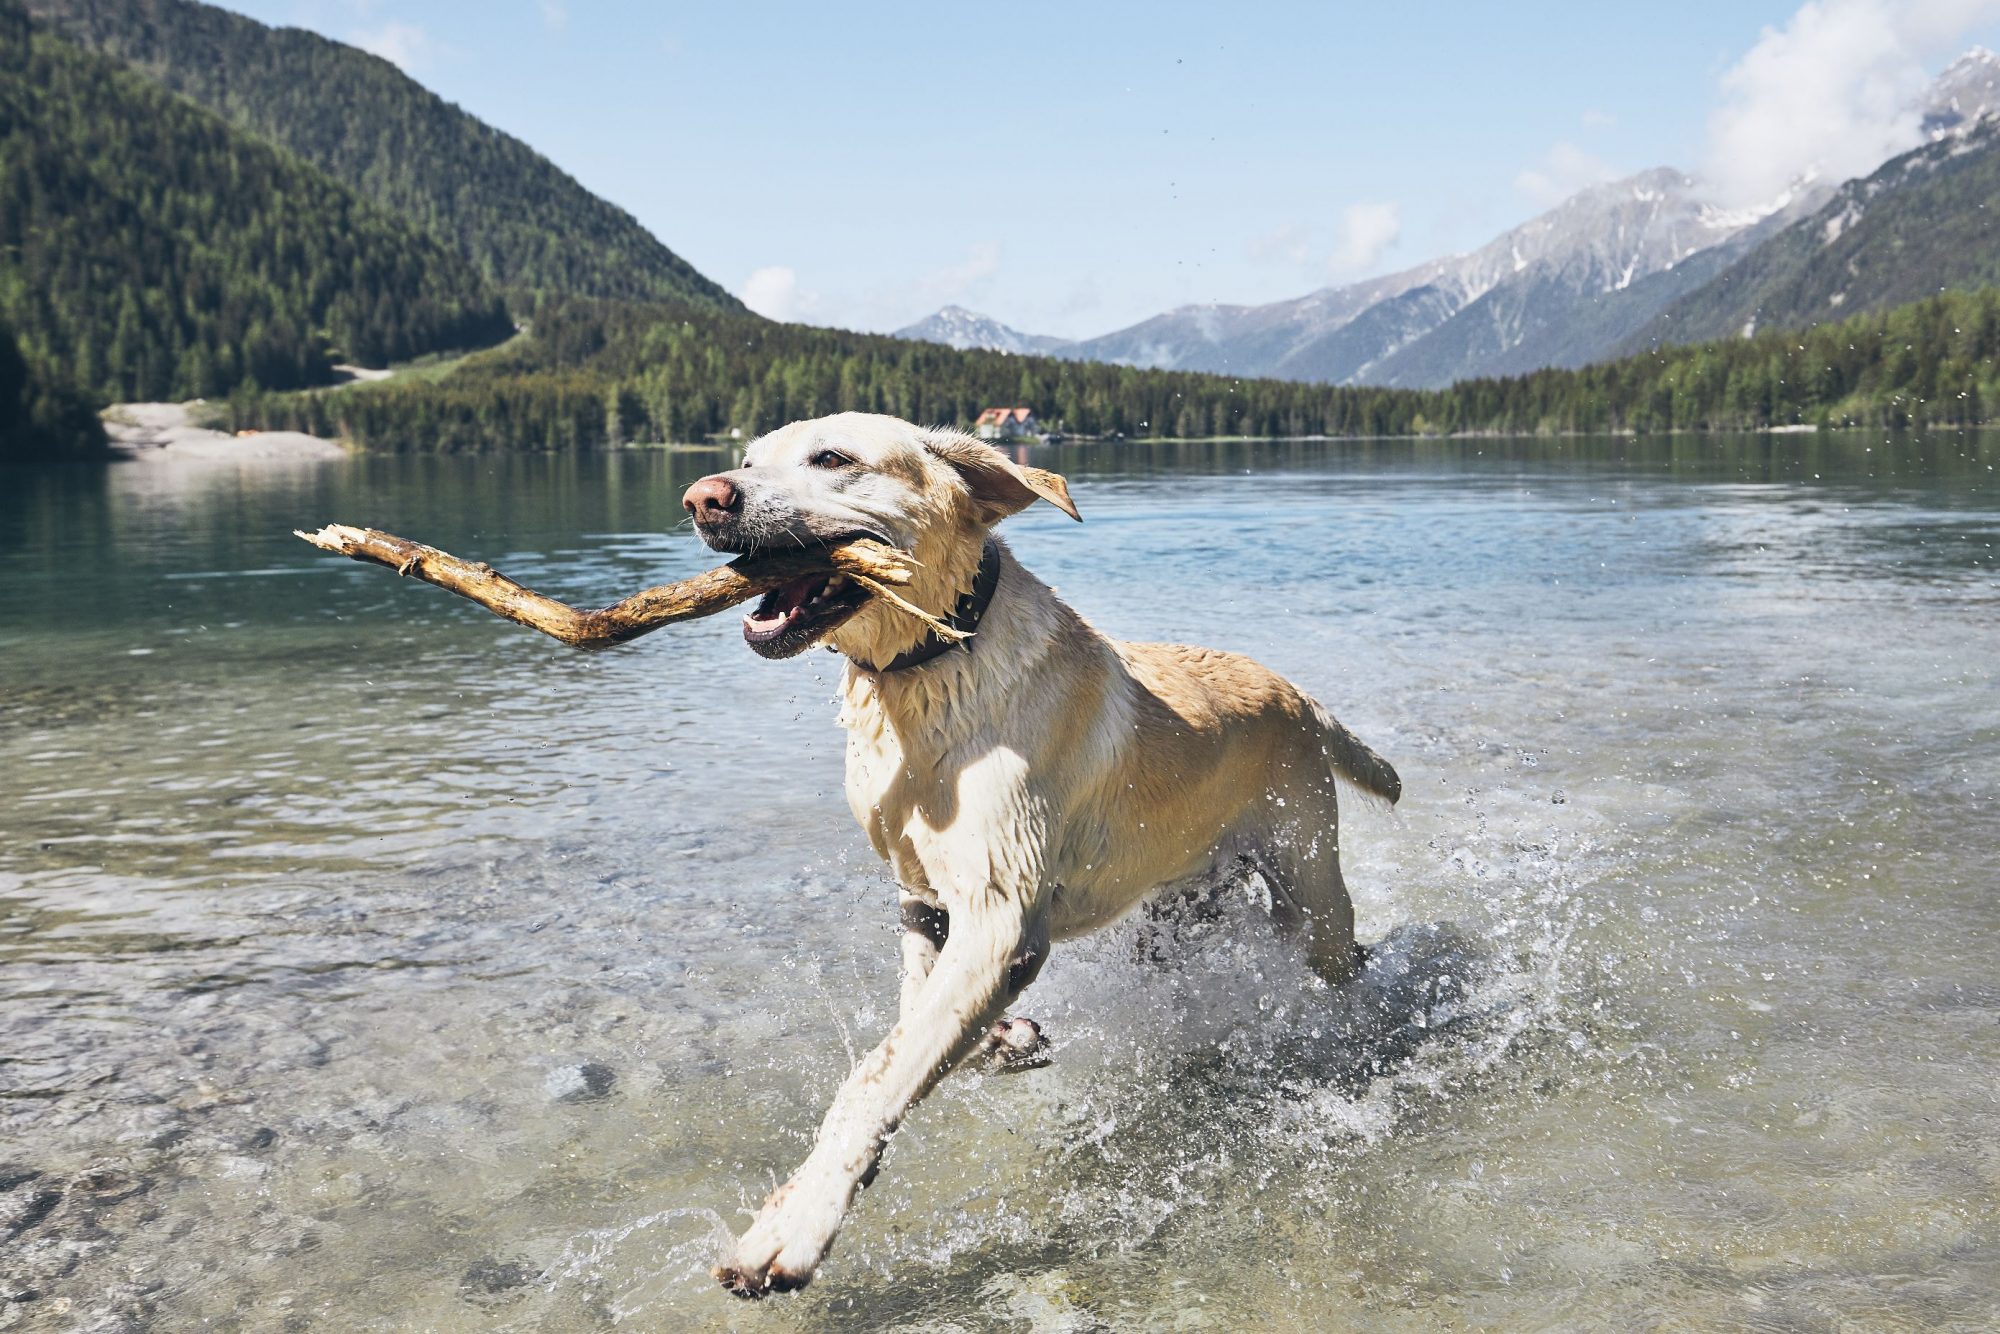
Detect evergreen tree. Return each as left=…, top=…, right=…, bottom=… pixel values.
left=0, top=319, right=105, bottom=461
left=231, top=288, right=2000, bottom=451
left=29, top=0, right=739, bottom=311
left=0, top=7, right=513, bottom=404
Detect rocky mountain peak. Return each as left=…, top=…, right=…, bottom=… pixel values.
left=893, top=306, right=1073, bottom=356
left=1921, top=46, right=2000, bottom=138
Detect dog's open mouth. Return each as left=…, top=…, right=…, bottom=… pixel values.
left=742, top=570, right=872, bottom=658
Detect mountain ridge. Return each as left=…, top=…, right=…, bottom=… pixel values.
left=896, top=48, right=2000, bottom=387
left=27, top=0, right=740, bottom=311
left=891, top=305, right=1075, bottom=356
left=0, top=7, right=512, bottom=406
left=896, top=167, right=1781, bottom=387
left=1625, top=115, right=2000, bottom=353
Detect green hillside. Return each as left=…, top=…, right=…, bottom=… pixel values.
left=231, top=297, right=1435, bottom=450
left=1633, top=119, right=2000, bottom=350
left=0, top=8, right=513, bottom=406
left=14, top=0, right=1995, bottom=457
left=233, top=286, right=2000, bottom=450
left=29, top=0, right=740, bottom=310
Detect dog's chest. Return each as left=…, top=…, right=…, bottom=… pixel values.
left=838, top=678, right=1018, bottom=896
left=838, top=685, right=931, bottom=885
left=842, top=713, right=903, bottom=861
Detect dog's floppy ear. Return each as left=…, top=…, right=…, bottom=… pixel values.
left=922, top=431, right=1081, bottom=524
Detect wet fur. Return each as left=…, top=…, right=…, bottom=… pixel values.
left=695, top=413, right=1400, bottom=1296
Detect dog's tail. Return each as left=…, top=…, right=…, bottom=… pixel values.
left=1310, top=698, right=1402, bottom=806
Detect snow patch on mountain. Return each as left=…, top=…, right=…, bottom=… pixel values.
left=893, top=305, right=1074, bottom=356
left=911, top=45, right=2000, bottom=390
left=1921, top=47, right=2000, bottom=139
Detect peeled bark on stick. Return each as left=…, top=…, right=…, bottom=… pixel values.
left=294, top=524, right=946, bottom=650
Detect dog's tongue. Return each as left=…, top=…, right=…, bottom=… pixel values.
left=773, top=574, right=821, bottom=616
left=747, top=574, right=824, bottom=627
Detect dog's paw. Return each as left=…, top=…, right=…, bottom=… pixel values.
left=973, top=1016, right=1050, bottom=1073
left=714, top=1257, right=810, bottom=1300
left=714, top=1224, right=815, bottom=1300
left=714, top=1185, right=845, bottom=1299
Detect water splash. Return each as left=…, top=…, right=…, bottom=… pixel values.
left=541, top=1206, right=735, bottom=1322
left=825, top=816, right=1612, bottom=1287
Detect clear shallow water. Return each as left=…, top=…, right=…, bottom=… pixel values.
left=1, top=435, right=1997, bottom=1331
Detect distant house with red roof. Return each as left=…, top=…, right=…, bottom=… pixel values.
left=973, top=406, right=1037, bottom=440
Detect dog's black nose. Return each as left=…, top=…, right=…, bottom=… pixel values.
left=682, top=476, right=741, bottom=518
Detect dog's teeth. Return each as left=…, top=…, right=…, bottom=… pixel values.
left=803, top=575, right=845, bottom=609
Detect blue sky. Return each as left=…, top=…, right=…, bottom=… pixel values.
left=220, top=1, right=2000, bottom=338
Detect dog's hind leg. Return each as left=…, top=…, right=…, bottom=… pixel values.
left=1255, top=782, right=1366, bottom=988
left=1134, top=869, right=1239, bottom=959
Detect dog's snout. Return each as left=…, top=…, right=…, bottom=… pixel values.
left=682, top=475, right=741, bottom=519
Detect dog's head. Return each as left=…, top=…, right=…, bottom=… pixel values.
left=681, top=412, right=1079, bottom=664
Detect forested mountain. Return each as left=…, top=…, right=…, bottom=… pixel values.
left=1629, top=117, right=2000, bottom=352
left=899, top=170, right=1804, bottom=388
left=13, top=0, right=1998, bottom=466
left=1270, top=170, right=1786, bottom=386
left=235, top=297, right=1423, bottom=450
left=27, top=0, right=738, bottom=310
left=1359, top=240, right=1746, bottom=387
left=898, top=53, right=2000, bottom=388
left=1391, top=51, right=2000, bottom=381
left=1350, top=196, right=1831, bottom=388
left=234, top=285, right=2000, bottom=450
left=0, top=8, right=512, bottom=404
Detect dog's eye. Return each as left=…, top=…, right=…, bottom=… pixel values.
left=809, top=450, right=854, bottom=469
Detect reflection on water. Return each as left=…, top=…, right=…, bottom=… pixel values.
left=2, top=433, right=1998, bottom=1329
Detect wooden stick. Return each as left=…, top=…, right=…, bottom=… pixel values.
left=295, top=524, right=952, bottom=650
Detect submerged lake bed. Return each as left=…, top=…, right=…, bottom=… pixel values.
left=2, top=434, right=1997, bottom=1330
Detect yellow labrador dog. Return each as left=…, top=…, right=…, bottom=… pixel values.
left=682, top=413, right=1400, bottom=1297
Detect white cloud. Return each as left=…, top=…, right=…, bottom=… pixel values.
left=1581, top=108, right=1617, bottom=129
left=743, top=244, right=1002, bottom=330
left=1244, top=209, right=1401, bottom=280
left=881, top=242, right=1003, bottom=326
left=1054, top=275, right=1103, bottom=319
left=1515, top=141, right=1619, bottom=207
left=740, top=266, right=819, bottom=322
left=353, top=20, right=433, bottom=71
left=1247, top=222, right=1312, bottom=267
left=1704, top=0, right=2000, bottom=207
left=538, top=0, right=568, bottom=30
left=907, top=242, right=1001, bottom=312
left=1328, top=202, right=1401, bottom=275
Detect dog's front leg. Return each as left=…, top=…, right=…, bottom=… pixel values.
left=897, top=891, right=947, bottom=1018
left=900, top=891, right=1049, bottom=1072
left=716, top=895, right=1035, bottom=1298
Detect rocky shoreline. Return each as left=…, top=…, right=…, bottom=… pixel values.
left=103, top=401, right=346, bottom=463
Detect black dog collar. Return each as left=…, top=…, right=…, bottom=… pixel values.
left=866, top=539, right=1003, bottom=674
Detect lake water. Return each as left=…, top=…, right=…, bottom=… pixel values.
left=2, top=435, right=1998, bottom=1331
